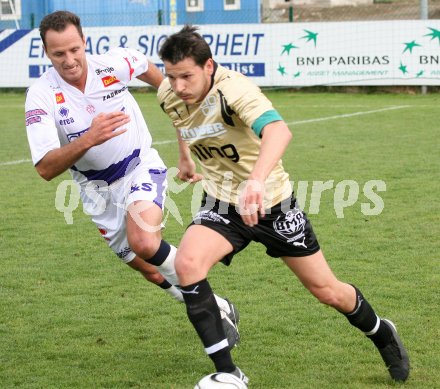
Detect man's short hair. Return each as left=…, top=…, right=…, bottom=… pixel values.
left=159, top=25, right=212, bottom=67
left=39, top=10, right=83, bottom=47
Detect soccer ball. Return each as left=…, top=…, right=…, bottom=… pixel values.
left=194, top=372, right=247, bottom=388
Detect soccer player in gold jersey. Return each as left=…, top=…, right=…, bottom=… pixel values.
left=158, top=25, right=409, bottom=387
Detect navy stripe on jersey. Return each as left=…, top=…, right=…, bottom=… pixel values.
left=71, top=149, right=141, bottom=185
left=149, top=168, right=167, bottom=209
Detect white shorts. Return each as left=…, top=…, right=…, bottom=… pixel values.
left=80, top=149, right=167, bottom=263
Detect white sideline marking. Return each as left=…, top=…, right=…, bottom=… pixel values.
left=0, top=158, right=32, bottom=166
left=286, top=105, right=410, bottom=126
left=0, top=140, right=177, bottom=167
left=152, top=139, right=177, bottom=145
left=0, top=106, right=408, bottom=167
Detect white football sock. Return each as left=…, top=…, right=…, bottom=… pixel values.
left=156, top=246, right=232, bottom=311
left=165, top=285, right=184, bottom=302
left=156, top=244, right=179, bottom=286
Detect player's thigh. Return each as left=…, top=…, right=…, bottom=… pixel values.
left=126, top=200, right=163, bottom=254
left=282, top=250, right=339, bottom=290
left=176, top=224, right=234, bottom=284
left=125, top=161, right=168, bottom=243
left=126, top=200, right=163, bottom=236
left=83, top=187, right=135, bottom=263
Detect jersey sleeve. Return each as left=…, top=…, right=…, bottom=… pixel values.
left=251, top=109, right=284, bottom=137
left=108, top=47, right=149, bottom=82
left=221, top=73, right=281, bottom=135
left=25, top=86, right=60, bottom=166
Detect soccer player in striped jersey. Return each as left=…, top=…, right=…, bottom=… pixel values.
left=25, top=12, right=239, bottom=337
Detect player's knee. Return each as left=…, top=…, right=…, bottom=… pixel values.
left=175, top=252, right=198, bottom=279
left=309, top=285, right=341, bottom=307
left=130, top=236, right=162, bottom=260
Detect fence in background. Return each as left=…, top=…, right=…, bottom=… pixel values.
left=1, top=1, right=439, bottom=29
left=2, top=1, right=440, bottom=88
left=263, top=0, right=440, bottom=23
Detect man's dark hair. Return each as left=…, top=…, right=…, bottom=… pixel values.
left=159, top=25, right=212, bottom=67
left=39, top=10, right=83, bottom=47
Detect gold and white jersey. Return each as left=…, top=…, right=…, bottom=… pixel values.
left=158, top=64, right=292, bottom=208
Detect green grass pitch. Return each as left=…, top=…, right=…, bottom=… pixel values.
left=1, top=89, right=439, bottom=388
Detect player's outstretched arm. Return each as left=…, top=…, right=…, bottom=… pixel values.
left=136, top=60, right=164, bottom=89
left=239, top=120, right=292, bottom=226
left=176, top=128, right=203, bottom=183
left=250, top=120, right=292, bottom=183
left=36, top=111, right=130, bottom=181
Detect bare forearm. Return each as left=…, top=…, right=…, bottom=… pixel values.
left=176, top=129, right=192, bottom=161
left=35, top=135, right=94, bottom=181
left=35, top=111, right=130, bottom=181
left=137, top=61, right=164, bottom=89
left=175, top=129, right=203, bottom=182
left=249, top=121, right=292, bottom=182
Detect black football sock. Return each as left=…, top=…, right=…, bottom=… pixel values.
left=181, top=279, right=235, bottom=372
left=158, top=279, right=172, bottom=289
left=344, top=285, right=392, bottom=348
left=159, top=281, right=183, bottom=302
left=144, top=240, right=178, bottom=286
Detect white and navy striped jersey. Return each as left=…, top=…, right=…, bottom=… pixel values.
left=25, top=47, right=154, bottom=186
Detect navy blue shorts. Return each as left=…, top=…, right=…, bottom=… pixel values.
left=189, top=193, right=321, bottom=265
